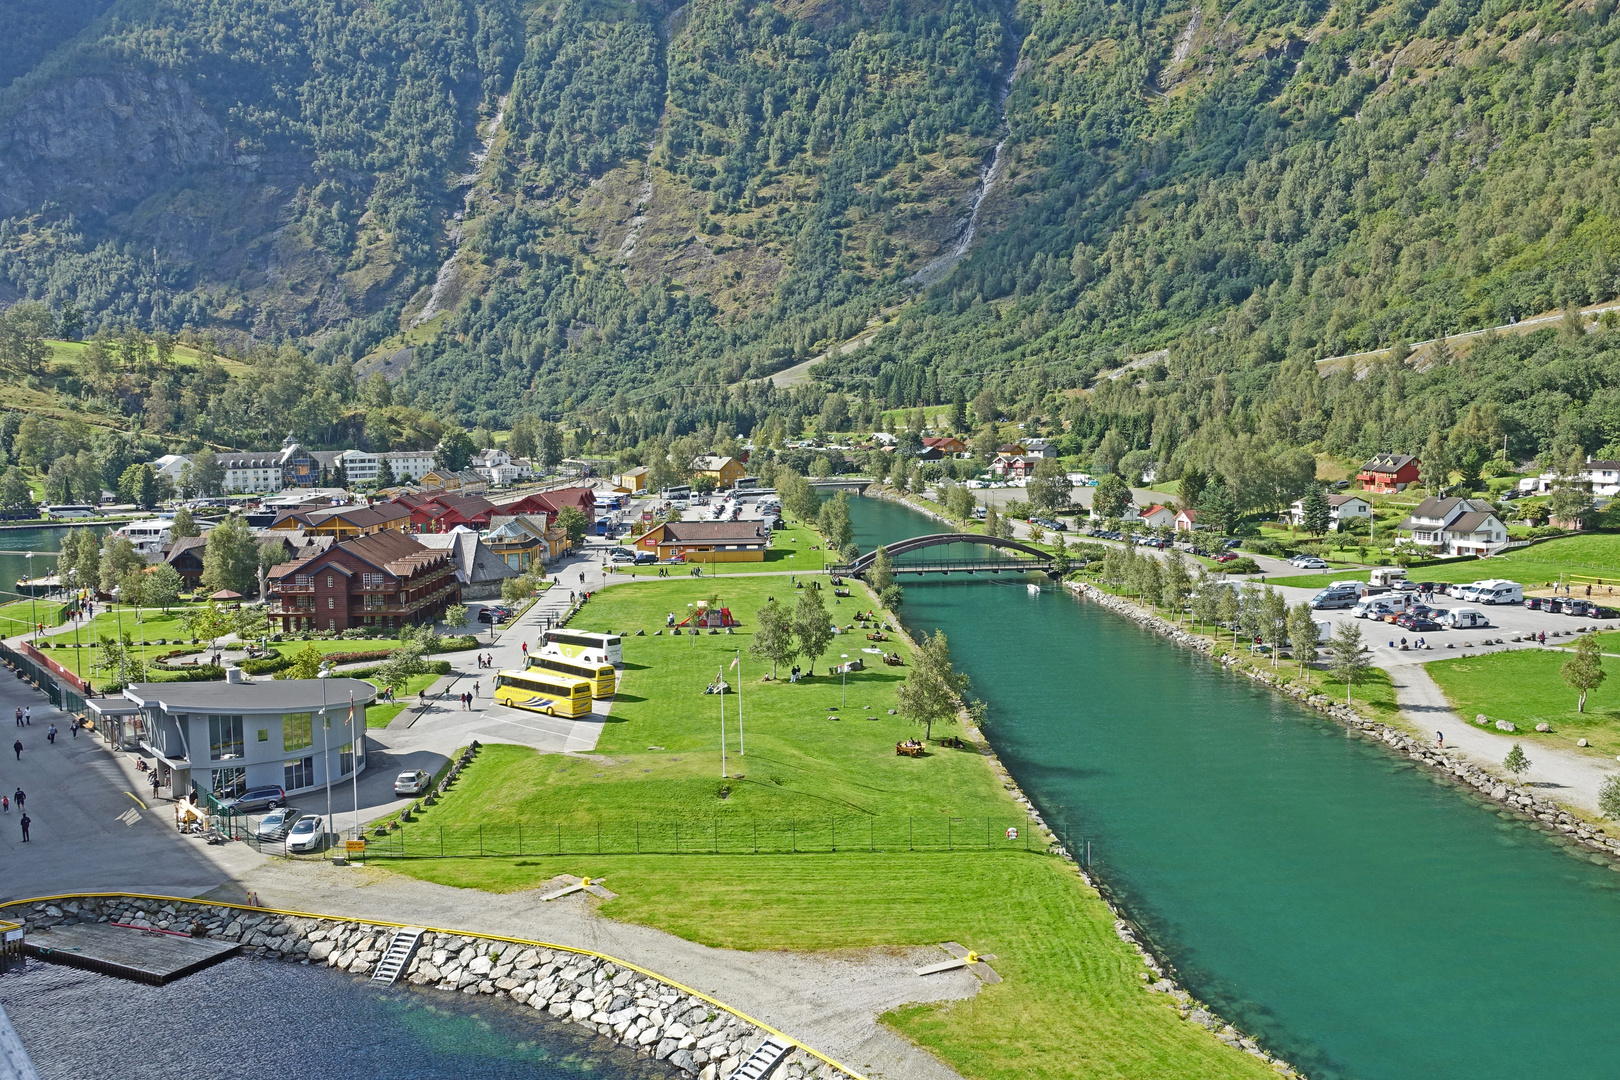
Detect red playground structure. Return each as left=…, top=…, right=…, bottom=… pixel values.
left=677, top=602, right=740, bottom=628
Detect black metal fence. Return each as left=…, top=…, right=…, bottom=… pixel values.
left=362, top=814, right=1038, bottom=859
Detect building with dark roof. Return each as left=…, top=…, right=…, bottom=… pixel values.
left=1357, top=453, right=1421, bottom=494
left=267, top=502, right=412, bottom=539
left=414, top=528, right=520, bottom=599
left=635, top=521, right=767, bottom=562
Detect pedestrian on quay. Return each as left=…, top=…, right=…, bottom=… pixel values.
left=23, top=707, right=30, bottom=725
left=70, top=718, right=79, bottom=739
left=2, top=796, right=9, bottom=813
left=473, top=681, right=479, bottom=698
left=14, top=789, right=24, bottom=811
left=11, top=741, right=19, bottom=761
left=19, top=813, right=29, bottom=842
left=46, top=724, right=56, bottom=745
left=521, top=641, right=528, bottom=656
left=12, top=708, right=19, bottom=727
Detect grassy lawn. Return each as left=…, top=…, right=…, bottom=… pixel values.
left=374, top=574, right=1273, bottom=1080
left=363, top=671, right=441, bottom=728
left=0, top=598, right=67, bottom=636
left=1427, top=649, right=1620, bottom=757
left=1280, top=533, right=1620, bottom=591
left=399, top=853, right=1270, bottom=1080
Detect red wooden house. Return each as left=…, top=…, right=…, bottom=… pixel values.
left=267, top=531, right=459, bottom=632
left=1357, top=454, right=1420, bottom=494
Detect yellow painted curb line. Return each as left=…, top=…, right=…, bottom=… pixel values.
left=2, top=891, right=867, bottom=1080
left=122, top=791, right=147, bottom=810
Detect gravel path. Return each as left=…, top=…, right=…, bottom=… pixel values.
left=1387, top=660, right=1620, bottom=814
left=228, top=859, right=973, bottom=1080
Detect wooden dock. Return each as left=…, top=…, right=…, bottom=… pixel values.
left=23, top=923, right=240, bottom=985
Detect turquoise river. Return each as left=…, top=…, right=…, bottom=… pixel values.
left=849, top=494, right=1620, bottom=1080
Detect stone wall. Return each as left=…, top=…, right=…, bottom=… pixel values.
left=8, top=896, right=854, bottom=1080
left=1072, top=583, right=1620, bottom=860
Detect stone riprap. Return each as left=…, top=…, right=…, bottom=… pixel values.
left=7, top=896, right=854, bottom=1080
left=1075, top=584, right=1620, bottom=859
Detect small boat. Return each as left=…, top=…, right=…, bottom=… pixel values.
left=1026, top=584, right=1041, bottom=596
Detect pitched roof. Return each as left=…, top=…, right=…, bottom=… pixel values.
left=1327, top=494, right=1368, bottom=507
left=413, top=530, right=520, bottom=584
left=691, top=455, right=738, bottom=472
left=1447, top=511, right=1501, bottom=533
left=1408, top=496, right=1494, bottom=520
left=1360, top=453, right=1417, bottom=473
left=655, top=521, right=767, bottom=543
left=269, top=530, right=447, bottom=580
left=163, top=536, right=209, bottom=565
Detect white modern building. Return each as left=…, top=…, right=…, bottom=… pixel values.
left=121, top=677, right=374, bottom=801
left=1287, top=494, right=1372, bottom=531
left=1400, top=496, right=1509, bottom=556
left=333, top=449, right=438, bottom=485
left=471, top=448, right=534, bottom=486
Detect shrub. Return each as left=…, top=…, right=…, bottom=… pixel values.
left=240, top=654, right=294, bottom=675
left=1221, top=557, right=1261, bottom=574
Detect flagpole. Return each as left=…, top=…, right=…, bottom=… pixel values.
left=719, top=664, right=728, bottom=778
left=735, top=649, right=744, bottom=755
left=350, top=692, right=361, bottom=841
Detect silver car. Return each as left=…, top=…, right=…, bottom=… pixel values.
left=394, top=770, right=432, bottom=796
left=256, top=806, right=304, bottom=840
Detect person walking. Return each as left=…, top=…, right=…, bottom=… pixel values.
left=19, top=813, right=29, bottom=842
left=70, top=718, right=79, bottom=739
left=14, top=789, right=24, bottom=811
left=11, top=741, right=19, bottom=761
left=521, top=641, right=528, bottom=657
left=149, top=769, right=161, bottom=797
left=12, top=707, right=19, bottom=727
left=2, top=796, right=9, bottom=813
left=46, top=723, right=56, bottom=745
left=472, top=681, right=479, bottom=698
left=23, top=707, right=30, bottom=725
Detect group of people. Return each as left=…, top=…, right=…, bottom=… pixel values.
left=1, top=787, right=29, bottom=841
left=474, top=653, right=497, bottom=668
left=457, top=685, right=481, bottom=710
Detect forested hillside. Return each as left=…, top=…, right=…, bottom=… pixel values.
left=7, top=0, right=1620, bottom=489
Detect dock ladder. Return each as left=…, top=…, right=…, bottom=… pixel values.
left=726, top=1037, right=793, bottom=1080
left=370, top=927, right=424, bottom=986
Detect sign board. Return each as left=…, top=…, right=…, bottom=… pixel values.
left=345, top=840, right=367, bottom=854
left=642, top=511, right=653, bottom=523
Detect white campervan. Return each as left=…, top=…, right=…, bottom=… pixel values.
left=1369, top=567, right=1409, bottom=588
left=1471, top=579, right=1522, bottom=605
left=1353, top=593, right=1410, bottom=619
left=1443, top=607, right=1489, bottom=629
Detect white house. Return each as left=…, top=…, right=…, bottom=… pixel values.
left=1022, top=438, right=1060, bottom=459
left=1288, top=494, right=1372, bottom=531
left=1399, top=496, right=1509, bottom=556
left=471, top=448, right=534, bottom=486
left=331, top=449, right=437, bottom=485
left=1137, top=504, right=1177, bottom=529
left=150, top=454, right=190, bottom=482
left=1522, top=457, right=1620, bottom=497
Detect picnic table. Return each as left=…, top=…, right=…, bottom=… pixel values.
left=895, top=741, right=924, bottom=758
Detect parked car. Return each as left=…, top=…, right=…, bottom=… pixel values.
left=1441, top=607, right=1489, bottom=629
left=1310, top=587, right=1359, bottom=610
left=287, top=815, right=325, bottom=853
left=1565, top=599, right=1595, bottom=617
left=394, top=770, right=432, bottom=796
left=1526, top=596, right=1545, bottom=611
left=1592, top=606, right=1619, bottom=620
left=1395, top=614, right=1442, bottom=632
left=632, top=551, right=659, bottom=564
left=1215, top=553, right=1238, bottom=563
left=221, top=785, right=287, bottom=812
left=1295, top=558, right=1329, bottom=570
left=255, top=807, right=304, bottom=840
left=476, top=608, right=505, bottom=624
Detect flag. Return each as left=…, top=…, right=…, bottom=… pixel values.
left=729, top=655, right=738, bottom=670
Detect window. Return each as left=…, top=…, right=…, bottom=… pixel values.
left=326, top=575, right=334, bottom=588
left=327, top=597, right=335, bottom=610
left=365, top=594, right=384, bottom=610
left=329, top=618, right=336, bottom=631
left=257, top=729, right=268, bottom=743
left=295, top=574, right=312, bottom=588
left=211, top=767, right=246, bottom=800
left=363, top=573, right=385, bottom=589
left=338, top=742, right=354, bottom=777
left=208, top=715, right=244, bottom=761
left=284, top=756, right=314, bottom=790
left=283, top=712, right=313, bottom=752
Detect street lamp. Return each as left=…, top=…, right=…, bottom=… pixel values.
left=840, top=653, right=849, bottom=708
left=318, top=663, right=333, bottom=846
left=24, top=553, right=36, bottom=644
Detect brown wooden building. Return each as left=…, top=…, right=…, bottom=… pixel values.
left=266, top=531, right=459, bottom=633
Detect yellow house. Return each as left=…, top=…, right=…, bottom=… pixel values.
left=266, top=503, right=411, bottom=539
left=613, top=466, right=649, bottom=494
left=691, top=455, right=745, bottom=488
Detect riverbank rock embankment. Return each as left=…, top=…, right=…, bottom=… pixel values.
left=9, top=896, right=852, bottom=1080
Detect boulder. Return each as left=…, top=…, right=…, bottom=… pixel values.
left=1536, top=723, right=1551, bottom=733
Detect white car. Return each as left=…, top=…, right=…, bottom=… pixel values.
left=394, top=770, right=432, bottom=796
left=287, top=815, right=325, bottom=853
left=1291, top=557, right=1329, bottom=569
left=256, top=806, right=304, bottom=840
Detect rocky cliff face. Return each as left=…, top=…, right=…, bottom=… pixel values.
left=0, top=70, right=234, bottom=219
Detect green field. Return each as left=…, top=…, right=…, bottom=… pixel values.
left=375, top=574, right=1273, bottom=1080
left=607, top=522, right=838, bottom=577
left=1427, top=648, right=1620, bottom=757
left=1278, top=534, right=1620, bottom=592
left=363, top=671, right=441, bottom=727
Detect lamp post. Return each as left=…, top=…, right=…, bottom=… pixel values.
left=840, top=653, right=849, bottom=708
left=350, top=690, right=361, bottom=842
left=24, top=553, right=36, bottom=644
left=318, top=663, right=333, bottom=845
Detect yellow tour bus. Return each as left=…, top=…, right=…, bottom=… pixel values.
left=525, top=653, right=618, bottom=699
left=492, top=669, right=593, bottom=717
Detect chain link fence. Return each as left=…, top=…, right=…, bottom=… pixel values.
left=361, top=814, right=1038, bottom=859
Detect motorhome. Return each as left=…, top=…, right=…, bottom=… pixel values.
left=1353, top=593, right=1411, bottom=619
left=1461, top=579, right=1522, bottom=605
left=1309, top=586, right=1360, bottom=610
left=1369, top=567, right=1409, bottom=588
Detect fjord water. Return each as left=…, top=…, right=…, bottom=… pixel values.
left=851, top=496, right=1620, bottom=1079
left=0, top=956, right=665, bottom=1080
